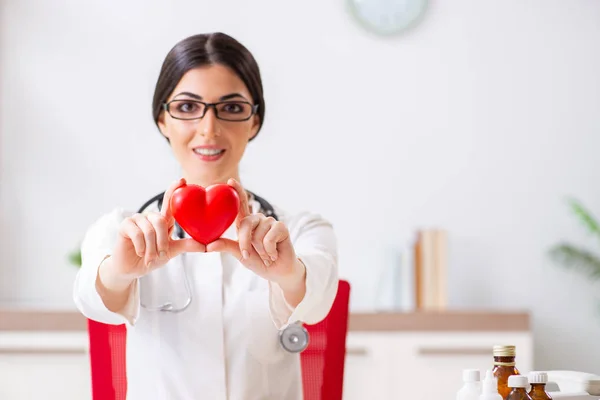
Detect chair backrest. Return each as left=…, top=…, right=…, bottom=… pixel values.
left=87, top=319, right=127, bottom=400
left=87, top=280, right=351, bottom=400
left=300, top=279, right=351, bottom=400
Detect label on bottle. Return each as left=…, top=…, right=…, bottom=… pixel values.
left=493, top=361, right=516, bottom=366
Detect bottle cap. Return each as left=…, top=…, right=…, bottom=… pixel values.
left=529, top=371, right=548, bottom=384
left=463, top=369, right=480, bottom=382
left=508, top=375, right=528, bottom=388
left=493, top=345, right=516, bottom=357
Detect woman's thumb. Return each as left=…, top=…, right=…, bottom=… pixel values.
left=205, top=238, right=242, bottom=259
left=170, top=238, right=206, bottom=258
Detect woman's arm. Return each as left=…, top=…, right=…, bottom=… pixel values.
left=268, top=211, right=339, bottom=329
left=74, top=179, right=205, bottom=326
left=202, top=179, right=339, bottom=329
left=96, top=256, right=138, bottom=314
left=73, top=208, right=140, bottom=326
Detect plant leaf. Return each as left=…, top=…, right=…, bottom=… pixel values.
left=549, top=242, right=600, bottom=281
left=68, top=249, right=82, bottom=268
left=567, top=198, right=600, bottom=238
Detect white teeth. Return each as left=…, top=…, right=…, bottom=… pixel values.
left=194, top=148, right=224, bottom=156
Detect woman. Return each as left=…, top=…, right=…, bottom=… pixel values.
left=73, top=32, right=339, bottom=400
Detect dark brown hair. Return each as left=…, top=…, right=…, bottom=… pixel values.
left=152, top=32, right=265, bottom=141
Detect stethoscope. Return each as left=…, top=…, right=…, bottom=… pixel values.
left=136, top=190, right=310, bottom=354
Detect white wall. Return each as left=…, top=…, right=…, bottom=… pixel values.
left=2, top=0, right=600, bottom=373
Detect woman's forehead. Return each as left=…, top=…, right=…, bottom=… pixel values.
left=174, top=65, right=250, bottom=98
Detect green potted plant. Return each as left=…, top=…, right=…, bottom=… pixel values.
left=549, top=198, right=600, bottom=282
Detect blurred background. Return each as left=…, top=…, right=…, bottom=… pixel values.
left=1, top=0, right=599, bottom=398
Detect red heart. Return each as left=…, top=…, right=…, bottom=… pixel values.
left=170, top=183, right=240, bottom=245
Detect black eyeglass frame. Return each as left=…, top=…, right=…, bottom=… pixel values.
left=162, top=99, right=259, bottom=122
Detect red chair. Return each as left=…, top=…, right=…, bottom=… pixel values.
left=300, top=279, right=351, bottom=400
left=87, top=280, right=351, bottom=400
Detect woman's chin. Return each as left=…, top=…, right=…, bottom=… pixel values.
left=184, top=169, right=234, bottom=187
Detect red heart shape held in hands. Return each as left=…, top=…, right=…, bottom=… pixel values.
left=170, top=183, right=240, bottom=245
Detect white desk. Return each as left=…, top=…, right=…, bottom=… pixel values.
left=0, top=309, right=532, bottom=400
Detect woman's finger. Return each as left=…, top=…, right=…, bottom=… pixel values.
left=228, top=178, right=250, bottom=227
left=206, top=238, right=241, bottom=259
left=207, top=238, right=263, bottom=266
left=170, top=238, right=206, bottom=258
left=238, top=214, right=261, bottom=260
left=161, top=178, right=186, bottom=221
left=132, top=214, right=158, bottom=265
left=263, top=221, right=288, bottom=262
left=252, top=217, right=275, bottom=265
left=146, top=212, right=169, bottom=259
left=120, top=218, right=146, bottom=257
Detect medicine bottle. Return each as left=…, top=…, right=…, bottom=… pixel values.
left=506, top=375, right=532, bottom=400
left=528, top=372, right=552, bottom=400
left=457, top=369, right=482, bottom=400
left=492, top=345, right=520, bottom=399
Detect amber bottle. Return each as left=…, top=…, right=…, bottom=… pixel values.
left=506, top=375, right=532, bottom=400
left=528, top=372, right=553, bottom=400
left=492, top=345, right=519, bottom=399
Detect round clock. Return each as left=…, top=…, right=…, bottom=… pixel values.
left=347, top=0, right=428, bottom=36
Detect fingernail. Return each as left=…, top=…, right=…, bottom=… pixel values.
left=264, top=259, right=271, bottom=267
left=147, top=261, right=153, bottom=268
left=159, top=251, right=167, bottom=258
left=270, top=255, right=277, bottom=261
left=242, top=250, right=249, bottom=259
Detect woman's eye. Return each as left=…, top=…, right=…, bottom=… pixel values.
left=221, top=103, right=244, bottom=113
left=178, top=102, right=198, bottom=113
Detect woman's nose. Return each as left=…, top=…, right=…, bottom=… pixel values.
left=198, top=107, right=220, bottom=138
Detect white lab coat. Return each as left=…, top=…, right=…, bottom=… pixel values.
left=73, top=197, right=339, bottom=400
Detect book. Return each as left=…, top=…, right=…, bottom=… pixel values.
left=413, top=228, right=448, bottom=310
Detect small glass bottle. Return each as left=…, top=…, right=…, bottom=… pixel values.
left=528, top=372, right=553, bottom=400
left=506, top=375, right=532, bottom=400
left=492, top=345, right=520, bottom=399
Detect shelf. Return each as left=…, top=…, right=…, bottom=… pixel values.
left=1, top=309, right=530, bottom=332
left=348, top=310, right=530, bottom=332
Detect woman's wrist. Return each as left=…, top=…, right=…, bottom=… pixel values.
left=97, top=256, right=135, bottom=294
left=96, top=256, right=136, bottom=313
left=277, top=258, right=307, bottom=308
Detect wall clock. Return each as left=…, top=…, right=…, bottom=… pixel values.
left=347, top=0, right=428, bottom=36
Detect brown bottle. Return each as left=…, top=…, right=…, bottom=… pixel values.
left=492, top=345, right=520, bottom=399
left=506, top=375, right=533, bottom=400
left=528, top=372, right=553, bottom=400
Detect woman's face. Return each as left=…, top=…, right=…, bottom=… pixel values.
left=158, top=64, right=260, bottom=186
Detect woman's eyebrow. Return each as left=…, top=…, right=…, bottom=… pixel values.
left=219, top=93, right=248, bottom=101
left=172, top=92, right=248, bottom=101
left=173, top=91, right=202, bottom=100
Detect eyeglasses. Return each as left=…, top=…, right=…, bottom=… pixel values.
left=163, top=99, right=258, bottom=121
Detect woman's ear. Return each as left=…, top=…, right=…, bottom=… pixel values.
left=248, top=114, right=260, bottom=141
left=157, top=112, right=171, bottom=140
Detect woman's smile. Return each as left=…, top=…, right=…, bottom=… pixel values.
left=192, top=145, right=226, bottom=162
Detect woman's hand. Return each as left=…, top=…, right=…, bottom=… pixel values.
left=99, top=178, right=206, bottom=293
left=206, top=179, right=307, bottom=305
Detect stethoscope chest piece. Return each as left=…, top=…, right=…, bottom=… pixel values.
left=279, top=322, right=310, bottom=353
